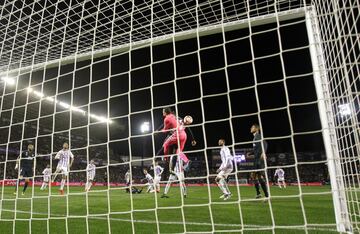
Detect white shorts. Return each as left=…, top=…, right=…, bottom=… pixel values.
left=87, top=174, right=95, bottom=181
left=154, top=176, right=161, bottom=184
left=278, top=177, right=285, bottom=182
left=43, top=176, right=50, bottom=182
left=217, top=168, right=233, bottom=179
left=57, top=166, right=69, bottom=176
left=169, top=171, right=184, bottom=182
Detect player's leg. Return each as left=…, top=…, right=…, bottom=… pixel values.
left=154, top=177, right=160, bottom=193
left=40, top=180, right=48, bottom=190
left=216, top=171, right=227, bottom=197
left=223, top=170, right=232, bottom=198
left=178, top=172, right=187, bottom=198
left=282, top=179, right=286, bottom=188
left=162, top=174, right=175, bottom=198
left=22, top=178, right=30, bottom=194
left=277, top=178, right=282, bottom=188
left=59, top=170, right=66, bottom=195
left=258, top=173, right=269, bottom=198
left=86, top=179, right=93, bottom=191
left=163, top=134, right=177, bottom=159
left=177, top=133, right=189, bottom=164
left=14, top=175, right=23, bottom=194
left=251, top=171, right=262, bottom=198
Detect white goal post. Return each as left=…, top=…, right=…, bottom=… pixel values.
left=0, top=0, right=359, bottom=233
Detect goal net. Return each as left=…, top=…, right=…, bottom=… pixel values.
left=0, top=0, right=358, bottom=233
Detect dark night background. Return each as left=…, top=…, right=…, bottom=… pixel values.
left=0, top=13, right=327, bottom=182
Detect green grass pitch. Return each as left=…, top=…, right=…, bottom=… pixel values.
left=0, top=185, right=337, bottom=233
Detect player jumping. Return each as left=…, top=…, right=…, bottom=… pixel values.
left=161, top=107, right=196, bottom=172
left=14, top=144, right=36, bottom=195
left=216, top=139, right=233, bottom=200
left=152, top=161, right=164, bottom=193
left=274, top=168, right=286, bottom=188
left=85, top=160, right=96, bottom=191
left=161, top=155, right=187, bottom=198
left=52, top=142, right=74, bottom=195
left=250, top=124, right=269, bottom=199
left=40, top=164, right=51, bottom=191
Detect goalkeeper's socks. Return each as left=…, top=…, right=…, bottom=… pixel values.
left=23, top=181, right=29, bottom=193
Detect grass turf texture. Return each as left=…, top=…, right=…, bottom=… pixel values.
left=0, top=185, right=337, bottom=233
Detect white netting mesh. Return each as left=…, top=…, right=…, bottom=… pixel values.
left=0, top=0, right=358, bottom=233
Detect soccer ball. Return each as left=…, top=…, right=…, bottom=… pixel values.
left=184, top=115, right=193, bottom=125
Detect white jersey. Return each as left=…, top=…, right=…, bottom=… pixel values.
left=145, top=173, right=153, bottom=183
left=55, top=149, right=74, bottom=168
left=275, top=169, right=285, bottom=179
left=86, top=163, right=96, bottom=180
left=42, top=168, right=51, bottom=182
left=219, top=146, right=233, bottom=171
left=154, top=165, right=164, bottom=178
left=125, top=171, right=130, bottom=184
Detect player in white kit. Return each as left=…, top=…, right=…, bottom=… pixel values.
left=40, top=164, right=51, bottom=191
left=52, top=142, right=74, bottom=195
left=85, top=160, right=96, bottom=191
left=142, top=169, right=155, bottom=193
left=216, top=139, right=233, bottom=200
left=152, top=161, right=164, bottom=193
left=274, top=168, right=286, bottom=188
left=161, top=155, right=187, bottom=198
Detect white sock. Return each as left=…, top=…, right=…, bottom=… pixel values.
left=181, top=182, right=187, bottom=196
left=220, top=179, right=229, bottom=195
left=40, top=182, right=45, bottom=190
left=87, top=182, right=92, bottom=191
left=217, top=180, right=226, bottom=194
left=60, top=179, right=66, bottom=190
left=223, top=180, right=230, bottom=195
left=164, top=181, right=171, bottom=195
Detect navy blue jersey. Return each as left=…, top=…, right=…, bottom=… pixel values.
left=253, top=132, right=268, bottom=160
left=19, top=150, right=35, bottom=169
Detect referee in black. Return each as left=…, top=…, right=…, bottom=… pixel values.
left=250, top=124, right=269, bottom=198
left=14, top=144, right=36, bottom=195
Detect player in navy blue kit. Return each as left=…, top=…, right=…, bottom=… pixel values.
left=14, top=144, right=36, bottom=195
left=250, top=124, right=269, bottom=199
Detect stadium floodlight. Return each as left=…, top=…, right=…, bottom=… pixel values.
left=140, top=122, right=150, bottom=133
left=1, top=76, right=15, bottom=85
left=338, top=103, right=351, bottom=117
left=59, top=101, right=70, bottom=109
left=33, top=90, right=44, bottom=98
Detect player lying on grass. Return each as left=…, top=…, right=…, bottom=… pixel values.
left=161, top=107, right=196, bottom=173
left=250, top=124, right=269, bottom=199
left=161, top=155, right=187, bottom=198
left=125, top=169, right=142, bottom=194
left=14, top=144, right=36, bottom=195
left=216, top=139, right=233, bottom=200
left=85, top=160, right=96, bottom=191
left=274, top=168, right=286, bottom=188
left=150, top=160, right=164, bottom=193
left=52, top=142, right=74, bottom=195
left=142, top=169, right=155, bottom=193
left=40, top=164, right=51, bottom=191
